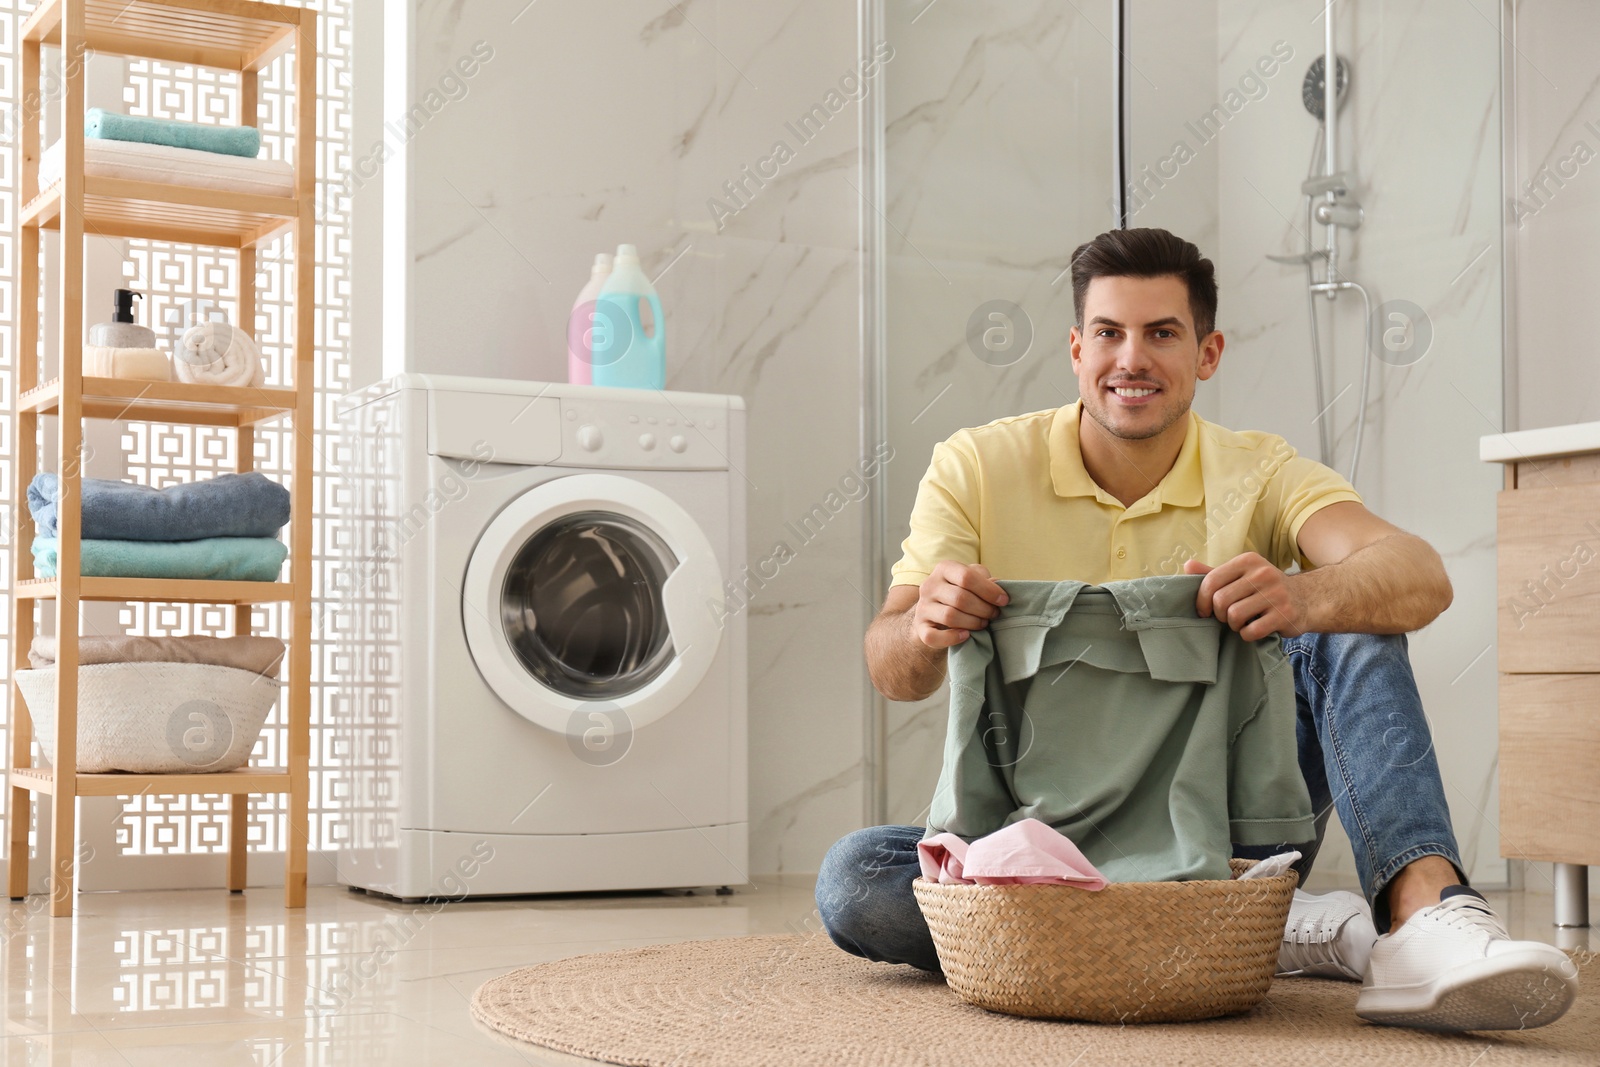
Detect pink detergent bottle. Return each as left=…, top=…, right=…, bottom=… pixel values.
left=567, top=252, right=614, bottom=385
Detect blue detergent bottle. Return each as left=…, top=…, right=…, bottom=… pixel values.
left=591, top=244, right=665, bottom=389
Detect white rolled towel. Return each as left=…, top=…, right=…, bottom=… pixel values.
left=175, top=322, right=264, bottom=388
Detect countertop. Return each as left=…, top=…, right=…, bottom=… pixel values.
left=1480, top=420, right=1600, bottom=464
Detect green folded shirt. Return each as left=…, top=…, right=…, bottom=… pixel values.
left=926, top=574, right=1315, bottom=884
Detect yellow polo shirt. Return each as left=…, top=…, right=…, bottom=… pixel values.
left=890, top=401, right=1362, bottom=587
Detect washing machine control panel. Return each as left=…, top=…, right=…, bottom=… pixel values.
left=557, top=398, right=731, bottom=470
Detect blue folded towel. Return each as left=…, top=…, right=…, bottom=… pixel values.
left=86, top=108, right=261, bottom=159
left=28, top=472, right=290, bottom=542
left=32, top=537, right=287, bottom=582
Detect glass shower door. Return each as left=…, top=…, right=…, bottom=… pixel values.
left=874, top=0, right=1115, bottom=825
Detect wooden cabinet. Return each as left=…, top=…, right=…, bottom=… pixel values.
left=1483, top=430, right=1600, bottom=925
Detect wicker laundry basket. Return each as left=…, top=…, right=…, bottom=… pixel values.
left=913, top=858, right=1298, bottom=1023
left=15, top=663, right=279, bottom=774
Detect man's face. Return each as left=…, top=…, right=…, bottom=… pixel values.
left=1069, top=275, right=1221, bottom=441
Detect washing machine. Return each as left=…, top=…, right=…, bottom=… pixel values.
left=331, top=375, right=747, bottom=899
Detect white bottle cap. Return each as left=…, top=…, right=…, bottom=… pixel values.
left=592, top=252, right=614, bottom=271
left=616, top=243, right=639, bottom=261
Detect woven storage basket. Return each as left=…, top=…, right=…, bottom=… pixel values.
left=15, top=663, right=279, bottom=774
left=914, top=857, right=1298, bottom=1023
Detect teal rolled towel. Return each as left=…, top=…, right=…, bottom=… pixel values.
left=85, top=108, right=261, bottom=159
left=32, top=536, right=287, bottom=582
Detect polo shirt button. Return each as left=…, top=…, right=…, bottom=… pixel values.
left=1116, top=547, right=1127, bottom=559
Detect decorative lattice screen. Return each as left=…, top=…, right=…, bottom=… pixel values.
left=0, top=0, right=352, bottom=869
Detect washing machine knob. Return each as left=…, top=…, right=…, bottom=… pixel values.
left=669, top=434, right=688, bottom=453
left=638, top=433, right=657, bottom=451
left=577, top=424, right=604, bottom=452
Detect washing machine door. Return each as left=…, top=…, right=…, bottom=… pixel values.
left=462, top=473, right=726, bottom=734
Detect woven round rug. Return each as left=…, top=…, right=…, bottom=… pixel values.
left=471, top=933, right=1599, bottom=1066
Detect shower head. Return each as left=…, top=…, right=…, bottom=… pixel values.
left=1301, top=54, right=1350, bottom=121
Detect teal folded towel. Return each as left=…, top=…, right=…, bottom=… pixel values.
left=85, top=108, right=261, bottom=159
left=32, top=536, right=287, bottom=582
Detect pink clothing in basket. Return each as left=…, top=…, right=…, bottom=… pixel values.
left=917, top=818, right=1108, bottom=889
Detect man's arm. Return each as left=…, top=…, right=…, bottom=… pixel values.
left=866, top=562, right=1009, bottom=702
left=1188, top=501, right=1453, bottom=638
left=1290, top=500, right=1453, bottom=632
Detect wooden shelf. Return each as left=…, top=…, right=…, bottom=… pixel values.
left=8, top=0, right=318, bottom=917
left=20, top=376, right=298, bottom=426
left=23, top=0, right=302, bottom=72
left=11, top=767, right=291, bottom=797
left=22, top=177, right=298, bottom=249
left=16, top=577, right=292, bottom=603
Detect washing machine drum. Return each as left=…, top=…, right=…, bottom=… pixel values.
left=463, top=474, right=725, bottom=734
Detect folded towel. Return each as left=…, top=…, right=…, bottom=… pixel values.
left=174, top=322, right=264, bottom=388
left=32, top=536, right=287, bottom=582
left=86, top=108, right=261, bottom=159
left=30, top=634, right=285, bottom=676
left=83, top=345, right=172, bottom=382
left=28, top=472, right=290, bottom=542
left=40, top=138, right=295, bottom=197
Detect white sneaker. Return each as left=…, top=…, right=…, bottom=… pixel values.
left=1276, top=889, right=1377, bottom=981
left=1356, top=885, right=1580, bottom=1031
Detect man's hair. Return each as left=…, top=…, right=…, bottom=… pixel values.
left=1069, top=228, right=1218, bottom=339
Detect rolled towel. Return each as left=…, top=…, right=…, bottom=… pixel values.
left=175, top=321, right=264, bottom=388
left=32, top=536, right=287, bottom=582
left=30, top=634, right=285, bottom=676
left=86, top=108, right=261, bottom=159
left=28, top=472, right=290, bottom=541
left=83, top=344, right=172, bottom=382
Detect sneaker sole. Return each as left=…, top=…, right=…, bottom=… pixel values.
left=1355, top=949, right=1580, bottom=1032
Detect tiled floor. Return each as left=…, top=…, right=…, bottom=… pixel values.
left=0, top=872, right=1592, bottom=1064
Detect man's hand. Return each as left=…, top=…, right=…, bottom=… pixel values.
left=913, top=561, right=1010, bottom=648
left=1184, top=554, right=1310, bottom=641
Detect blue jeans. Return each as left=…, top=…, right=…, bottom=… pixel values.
left=818, top=631, right=1468, bottom=972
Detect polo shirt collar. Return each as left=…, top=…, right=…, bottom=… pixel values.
left=1049, top=399, right=1204, bottom=509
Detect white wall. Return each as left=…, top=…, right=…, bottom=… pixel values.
left=877, top=0, right=1509, bottom=890
left=1211, top=0, right=1505, bottom=887
left=876, top=0, right=1116, bottom=823
left=1509, top=0, right=1600, bottom=431
left=355, top=0, right=1522, bottom=885
left=356, top=0, right=872, bottom=876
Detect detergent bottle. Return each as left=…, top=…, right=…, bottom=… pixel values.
left=591, top=244, right=666, bottom=389
left=566, top=252, right=613, bottom=385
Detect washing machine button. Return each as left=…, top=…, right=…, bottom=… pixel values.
left=576, top=424, right=604, bottom=451
left=639, top=433, right=657, bottom=451
left=669, top=434, right=688, bottom=453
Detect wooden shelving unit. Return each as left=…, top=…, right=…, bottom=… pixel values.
left=4, top=0, right=316, bottom=917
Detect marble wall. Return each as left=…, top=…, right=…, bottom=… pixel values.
left=1208, top=0, right=1505, bottom=887
left=1508, top=0, right=1600, bottom=431
left=360, top=0, right=872, bottom=876
left=358, top=0, right=1519, bottom=883
left=878, top=0, right=1510, bottom=889
left=877, top=0, right=1112, bottom=824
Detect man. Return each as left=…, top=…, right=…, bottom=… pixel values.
left=817, top=228, right=1579, bottom=1031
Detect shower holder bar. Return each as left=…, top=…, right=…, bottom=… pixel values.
left=1302, top=171, right=1356, bottom=197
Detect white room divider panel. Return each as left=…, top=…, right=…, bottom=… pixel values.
left=0, top=0, right=353, bottom=887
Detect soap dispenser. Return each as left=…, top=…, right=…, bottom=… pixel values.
left=89, top=289, right=155, bottom=348
left=84, top=288, right=172, bottom=382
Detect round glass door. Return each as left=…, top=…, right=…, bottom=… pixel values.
left=500, top=511, right=678, bottom=699
left=462, top=472, right=725, bottom=733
